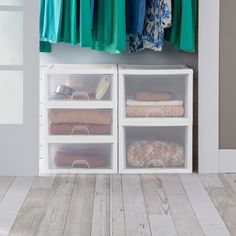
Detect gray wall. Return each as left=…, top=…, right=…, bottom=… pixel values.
left=41, top=43, right=197, bottom=69
left=220, top=1, right=236, bottom=149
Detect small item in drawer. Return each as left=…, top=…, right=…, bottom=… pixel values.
left=54, top=147, right=108, bottom=168
left=126, top=100, right=184, bottom=117
left=127, top=140, right=185, bottom=168
left=55, top=84, right=75, bottom=97
left=96, top=77, right=110, bottom=100
left=50, top=123, right=111, bottom=135
left=135, top=91, right=173, bottom=101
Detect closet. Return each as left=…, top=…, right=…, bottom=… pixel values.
left=40, top=0, right=198, bottom=174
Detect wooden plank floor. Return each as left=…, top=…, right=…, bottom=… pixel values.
left=0, top=174, right=234, bottom=236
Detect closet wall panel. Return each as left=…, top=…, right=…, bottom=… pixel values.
left=219, top=0, right=236, bottom=149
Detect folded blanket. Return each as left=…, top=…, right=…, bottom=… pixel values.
left=49, top=109, right=111, bottom=125
left=127, top=100, right=183, bottom=106
left=50, top=123, right=111, bottom=135
left=54, top=148, right=108, bottom=168
left=127, top=140, right=185, bottom=168
left=135, top=91, right=173, bottom=101
left=126, top=100, right=184, bottom=117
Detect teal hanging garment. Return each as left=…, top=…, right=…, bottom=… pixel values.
left=91, top=0, right=112, bottom=51
left=40, top=0, right=63, bottom=43
left=40, top=41, right=51, bottom=52
left=165, top=0, right=197, bottom=52
left=60, top=0, right=78, bottom=45
left=106, top=0, right=126, bottom=54
left=80, top=0, right=92, bottom=47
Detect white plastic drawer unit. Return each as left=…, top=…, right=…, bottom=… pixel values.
left=46, top=143, right=113, bottom=173
left=118, top=65, right=193, bottom=174
left=119, top=126, right=192, bottom=173
left=43, top=65, right=118, bottom=174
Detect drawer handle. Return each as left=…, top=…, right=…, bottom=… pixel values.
left=145, top=108, right=165, bottom=117
left=147, top=159, right=165, bottom=168
left=71, top=91, right=90, bottom=100
left=71, top=160, right=90, bottom=168
left=71, top=126, right=90, bottom=135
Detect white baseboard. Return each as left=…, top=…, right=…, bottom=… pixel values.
left=219, top=150, right=236, bottom=173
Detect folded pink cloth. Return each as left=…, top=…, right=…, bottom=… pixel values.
left=50, top=123, right=111, bottom=135
left=135, top=91, right=173, bottom=101
left=49, top=109, right=111, bottom=125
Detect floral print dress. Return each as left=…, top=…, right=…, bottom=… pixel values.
left=129, top=0, right=172, bottom=53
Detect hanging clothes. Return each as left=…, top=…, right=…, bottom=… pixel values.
left=40, top=0, right=63, bottom=43
left=60, top=0, right=79, bottom=45
left=40, top=41, right=51, bottom=53
left=92, top=0, right=126, bottom=54
left=165, top=0, right=197, bottom=52
left=106, top=0, right=126, bottom=54
left=126, top=0, right=146, bottom=36
left=129, top=0, right=172, bottom=53
left=80, top=0, right=92, bottom=47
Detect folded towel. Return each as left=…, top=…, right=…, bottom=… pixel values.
left=135, top=91, right=173, bottom=101
left=50, top=123, right=111, bottom=135
left=54, top=148, right=108, bottom=168
left=126, top=100, right=183, bottom=106
left=49, top=109, right=111, bottom=125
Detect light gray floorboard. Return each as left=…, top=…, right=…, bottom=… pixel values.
left=141, top=174, right=177, bottom=236
left=200, top=174, right=236, bottom=235
left=111, top=175, right=126, bottom=236
left=91, top=175, right=110, bottom=236
left=0, top=177, right=34, bottom=236
left=35, top=175, right=75, bottom=236
left=63, top=174, right=96, bottom=236
left=159, top=174, right=204, bottom=236
left=0, top=177, right=15, bottom=202
left=180, top=174, right=231, bottom=236
left=9, top=177, right=55, bottom=236
left=122, top=175, right=151, bottom=236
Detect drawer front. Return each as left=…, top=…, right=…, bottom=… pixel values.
left=47, top=74, right=113, bottom=101
left=47, top=143, right=113, bottom=170
left=122, top=126, right=191, bottom=170
left=47, top=109, right=113, bottom=136
left=122, top=74, right=191, bottom=118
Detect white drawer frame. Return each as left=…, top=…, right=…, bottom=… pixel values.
left=43, top=64, right=118, bottom=174
left=118, top=65, right=193, bottom=173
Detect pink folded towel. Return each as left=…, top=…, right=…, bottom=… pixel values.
left=49, top=109, right=111, bottom=125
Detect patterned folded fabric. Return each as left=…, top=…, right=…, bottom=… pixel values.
left=135, top=91, right=173, bottom=101
left=49, top=109, right=111, bottom=125
left=126, top=100, right=184, bottom=117
left=50, top=123, right=110, bottom=135
left=54, top=148, right=108, bottom=168
left=127, top=140, right=184, bottom=168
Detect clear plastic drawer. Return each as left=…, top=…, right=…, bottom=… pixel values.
left=47, top=143, right=112, bottom=170
left=47, top=74, right=113, bottom=101
left=47, top=108, right=113, bottom=136
left=123, top=126, right=188, bottom=169
left=123, top=74, right=190, bottom=118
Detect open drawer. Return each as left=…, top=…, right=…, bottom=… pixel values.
left=46, top=143, right=114, bottom=172
left=120, top=126, right=192, bottom=173
left=121, top=74, right=192, bottom=119
left=46, top=74, right=113, bottom=101
left=47, top=108, right=113, bottom=136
